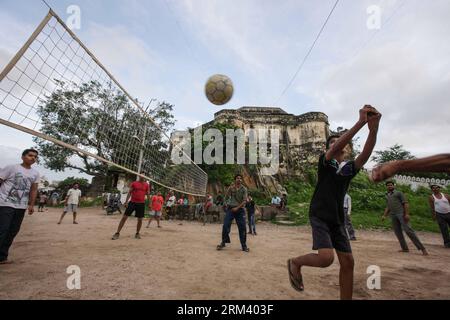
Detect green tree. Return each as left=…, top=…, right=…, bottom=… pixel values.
left=57, top=177, right=90, bottom=195
left=33, top=80, right=175, bottom=180
left=188, top=122, right=242, bottom=187
left=372, top=144, right=415, bottom=164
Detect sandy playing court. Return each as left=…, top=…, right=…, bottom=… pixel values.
left=0, top=207, right=449, bottom=300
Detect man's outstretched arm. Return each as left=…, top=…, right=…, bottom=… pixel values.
left=372, top=154, right=450, bottom=182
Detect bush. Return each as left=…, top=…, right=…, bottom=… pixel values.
left=79, top=197, right=104, bottom=208
left=281, top=172, right=440, bottom=232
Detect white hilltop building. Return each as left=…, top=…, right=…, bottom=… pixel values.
left=393, top=175, right=450, bottom=191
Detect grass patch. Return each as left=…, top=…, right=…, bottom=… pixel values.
left=272, top=172, right=447, bottom=233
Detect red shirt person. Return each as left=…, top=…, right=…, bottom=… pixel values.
left=147, top=191, right=164, bottom=228
left=112, top=176, right=151, bottom=240
left=130, top=180, right=150, bottom=203
left=151, top=193, right=164, bottom=212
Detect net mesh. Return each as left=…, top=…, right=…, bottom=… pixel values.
left=0, top=10, right=207, bottom=196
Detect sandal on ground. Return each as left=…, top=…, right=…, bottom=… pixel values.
left=216, top=243, right=225, bottom=250
left=287, top=259, right=304, bottom=292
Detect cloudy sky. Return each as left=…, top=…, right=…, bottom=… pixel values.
left=0, top=0, right=449, bottom=182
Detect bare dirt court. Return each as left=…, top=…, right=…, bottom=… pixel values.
left=1, top=207, right=449, bottom=300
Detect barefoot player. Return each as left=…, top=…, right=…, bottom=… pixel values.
left=287, top=105, right=381, bottom=300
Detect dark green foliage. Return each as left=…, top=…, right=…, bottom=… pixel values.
left=190, top=122, right=243, bottom=187
left=33, top=80, right=174, bottom=179
left=372, top=144, right=415, bottom=164
left=283, top=172, right=441, bottom=233
left=57, top=176, right=90, bottom=197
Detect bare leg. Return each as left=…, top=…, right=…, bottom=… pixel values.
left=57, top=211, right=67, bottom=224
left=156, top=217, right=161, bottom=227
left=147, top=217, right=152, bottom=228
left=136, top=218, right=143, bottom=234
left=116, top=215, right=128, bottom=234
left=73, top=212, right=78, bottom=224
left=336, top=251, right=355, bottom=300
left=290, top=248, right=334, bottom=290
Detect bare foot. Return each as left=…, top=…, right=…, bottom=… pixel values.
left=422, top=249, right=429, bottom=256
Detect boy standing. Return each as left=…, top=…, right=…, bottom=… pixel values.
left=0, top=149, right=40, bottom=264
left=147, top=191, right=164, bottom=228
left=38, top=192, right=48, bottom=212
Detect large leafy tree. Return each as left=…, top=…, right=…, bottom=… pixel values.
left=57, top=177, right=90, bottom=195
left=191, top=122, right=243, bottom=186
left=372, top=144, right=415, bottom=164
left=34, top=80, right=175, bottom=179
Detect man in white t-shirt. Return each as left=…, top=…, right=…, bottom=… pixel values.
left=0, top=149, right=40, bottom=264
left=57, top=183, right=82, bottom=225
left=165, top=191, right=176, bottom=219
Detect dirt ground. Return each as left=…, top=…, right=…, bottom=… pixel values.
left=1, top=207, right=449, bottom=300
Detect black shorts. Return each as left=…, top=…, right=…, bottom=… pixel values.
left=124, top=202, right=145, bottom=218
left=310, top=216, right=352, bottom=253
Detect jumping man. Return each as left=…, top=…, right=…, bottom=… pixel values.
left=287, top=105, right=381, bottom=300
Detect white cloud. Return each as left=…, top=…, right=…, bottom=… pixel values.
left=298, top=0, right=450, bottom=162
left=84, top=22, right=167, bottom=100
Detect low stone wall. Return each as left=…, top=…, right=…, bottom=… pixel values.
left=161, top=204, right=282, bottom=223
left=394, top=175, right=450, bottom=191
left=258, top=206, right=283, bottom=221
